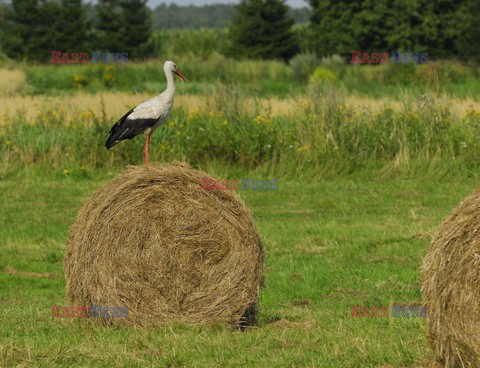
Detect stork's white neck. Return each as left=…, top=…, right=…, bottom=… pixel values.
left=165, top=69, right=175, bottom=92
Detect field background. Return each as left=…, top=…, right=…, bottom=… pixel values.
left=1, top=26, right=480, bottom=367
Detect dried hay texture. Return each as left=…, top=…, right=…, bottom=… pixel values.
left=422, top=189, right=480, bottom=367
left=64, top=162, right=263, bottom=327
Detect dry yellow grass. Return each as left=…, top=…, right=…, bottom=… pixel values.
left=0, top=92, right=295, bottom=122
left=0, top=90, right=479, bottom=124
left=0, top=69, right=27, bottom=96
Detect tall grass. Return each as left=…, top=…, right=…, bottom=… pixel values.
left=19, top=58, right=480, bottom=99
left=2, top=86, right=480, bottom=179
left=0, top=68, right=27, bottom=95
left=24, top=55, right=292, bottom=96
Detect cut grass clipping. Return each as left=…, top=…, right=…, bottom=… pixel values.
left=64, top=162, right=264, bottom=327
left=422, top=189, right=480, bottom=367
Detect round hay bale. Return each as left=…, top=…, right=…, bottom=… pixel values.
left=422, top=189, right=480, bottom=367
left=64, top=162, right=263, bottom=327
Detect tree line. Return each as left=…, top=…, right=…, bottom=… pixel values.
left=0, top=0, right=152, bottom=62
left=151, top=3, right=310, bottom=29
left=0, top=0, right=478, bottom=63
left=229, top=0, right=480, bottom=61
left=307, top=0, right=480, bottom=61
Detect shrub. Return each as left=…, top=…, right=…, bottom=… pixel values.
left=309, top=67, right=337, bottom=84
left=319, top=54, right=344, bottom=70
left=289, top=52, right=318, bottom=83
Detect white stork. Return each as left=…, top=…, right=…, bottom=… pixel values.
left=105, top=60, right=188, bottom=165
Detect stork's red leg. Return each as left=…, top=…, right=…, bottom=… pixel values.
left=144, top=133, right=150, bottom=165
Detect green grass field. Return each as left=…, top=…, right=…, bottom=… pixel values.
left=1, top=49, right=480, bottom=366
left=1, top=169, right=476, bottom=367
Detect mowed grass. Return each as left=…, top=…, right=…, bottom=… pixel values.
left=1, top=169, right=477, bottom=367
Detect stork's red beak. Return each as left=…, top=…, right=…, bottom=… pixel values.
left=174, top=69, right=188, bottom=81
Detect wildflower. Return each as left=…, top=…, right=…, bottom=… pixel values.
left=176, top=131, right=181, bottom=136
left=80, top=110, right=94, bottom=119
left=296, top=145, right=308, bottom=152
left=169, top=121, right=175, bottom=127
left=464, top=109, right=480, bottom=120
left=80, top=166, right=86, bottom=171
left=73, top=75, right=86, bottom=87
left=460, top=142, right=467, bottom=149
left=103, top=66, right=114, bottom=83
left=254, top=115, right=263, bottom=124
left=63, top=168, right=72, bottom=175
left=5, top=140, right=11, bottom=145
left=222, top=119, right=229, bottom=126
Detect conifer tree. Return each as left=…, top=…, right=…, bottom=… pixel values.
left=119, top=0, right=152, bottom=58
left=56, top=0, right=89, bottom=53
left=33, top=0, right=63, bottom=62
left=229, top=0, right=298, bottom=61
left=2, top=0, right=39, bottom=60
left=95, top=0, right=123, bottom=52
left=455, top=0, right=480, bottom=62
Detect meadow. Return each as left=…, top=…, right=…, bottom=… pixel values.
left=1, top=36, right=480, bottom=366
left=2, top=170, right=478, bottom=367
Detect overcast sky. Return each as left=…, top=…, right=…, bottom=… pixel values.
left=148, top=0, right=309, bottom=9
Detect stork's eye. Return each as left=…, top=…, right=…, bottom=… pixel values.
left=174, top=64, right=177, bottom=69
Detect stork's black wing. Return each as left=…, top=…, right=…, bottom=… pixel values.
left=105, top=109, right=158, bottom=149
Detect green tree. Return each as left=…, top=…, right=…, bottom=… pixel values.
left=228, top=0, right=298, bottom=61
left=2, top=0, right=39, bottom=60
left=95, top=0, right=123, bottom=52
left=455, top=0, right=480, bottom=62
left=119, top=0, right=152, bottom=58
left=308, top=0, right=361, bottom=57
left=32, top=0, right=63, bottom=62
left=151, top=4, right=236, bottom=29
left=2, top=0, right=62, bottom=61
left=56, top=0, right=89, bottom=54
left=308, top=0, right=477, bottom=60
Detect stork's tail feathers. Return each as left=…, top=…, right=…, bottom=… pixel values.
left=106, top=109, right=160, bottom=150
left=105, top=109, right=134, bottom=149
left=105, top=125, right=120, bottom=149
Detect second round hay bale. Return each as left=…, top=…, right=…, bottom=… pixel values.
left=64, top=162, right=263, bottom=327
left=422, top=189, right=480, bottom=367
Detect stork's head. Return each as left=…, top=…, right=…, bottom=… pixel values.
left=164, top=60, right=188, bottom=81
